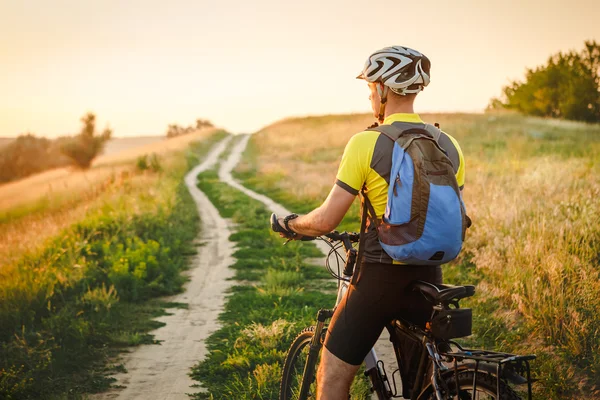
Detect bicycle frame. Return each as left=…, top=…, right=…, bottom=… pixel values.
left=284, top=228, right=535, bottom=400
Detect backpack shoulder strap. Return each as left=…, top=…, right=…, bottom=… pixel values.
left=354, top=186, right=377, bottom=283
left=422, top=123, right=442, bottom=142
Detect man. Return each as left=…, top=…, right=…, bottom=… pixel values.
left=276, top=46, right=465, bottom=400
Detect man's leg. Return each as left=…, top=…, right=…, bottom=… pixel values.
left=316, top=346, right=360, bottom=400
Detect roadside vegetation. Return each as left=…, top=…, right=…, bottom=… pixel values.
left=189, top=167, right=370, bottom=399
left=0, top=130, right=227, bottom=399
left=234, top=112, right=600, bottom=399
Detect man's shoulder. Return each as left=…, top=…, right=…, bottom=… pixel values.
left=346, top=129, right=380, bottom=148
left=351, top=128, right=381, bottom=140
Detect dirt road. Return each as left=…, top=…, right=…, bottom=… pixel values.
left=222, top=135, right=399, bottom=394
left=93, top=135, right=235, bottom=400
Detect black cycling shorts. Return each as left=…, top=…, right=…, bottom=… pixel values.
left=323, top=262, right=442, bottom=366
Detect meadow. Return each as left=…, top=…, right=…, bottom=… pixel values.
left=0, top=129, right=225, bottom=399
left=234, top=112, right=600, bottom=399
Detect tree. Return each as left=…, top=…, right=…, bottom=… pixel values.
left=195, top=119, right=214, bottom=130
left=490, top=41, right=600, bottom=123
left=166, top=124, right=185, bottom=138
left=61, top=113, right=112, bottom=169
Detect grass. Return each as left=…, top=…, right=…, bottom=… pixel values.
left=234, top=112, right=600, bottom=399
left=0, top=130, right=228, bottom=399
left=189, top=168, right=371, bottom=399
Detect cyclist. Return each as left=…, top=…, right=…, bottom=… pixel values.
left=275, top=46, right=465, bottom=400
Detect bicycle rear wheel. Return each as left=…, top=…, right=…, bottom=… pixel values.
left=279, top=326, right=323, bottom=400
left=423, top=370, right=521, bottom=399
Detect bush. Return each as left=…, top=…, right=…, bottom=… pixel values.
left=136, top=154, right=149, bottom=170
left=0, top=134, right=71, bottom=183
left=136, top=153, right=162, bottom=172
left=491, top=41, right=600, bottom=123
left=61, top=113, right=112, bottom=169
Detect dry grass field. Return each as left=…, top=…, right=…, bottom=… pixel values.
left=94, top=130, right=215, bottom=166
left=100, top=136, right=164, bottom=158
left=235, top=112, right=600, bottom=398
left=0, top=129, right=216, bottom=268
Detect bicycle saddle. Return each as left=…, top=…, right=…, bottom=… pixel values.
left=410, top=281, right=475, bottom=304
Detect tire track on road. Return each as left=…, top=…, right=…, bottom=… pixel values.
left=93, top=135, right=235, bottom=400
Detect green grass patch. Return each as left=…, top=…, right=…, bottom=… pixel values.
left=189, top=168, right=370, bottom=399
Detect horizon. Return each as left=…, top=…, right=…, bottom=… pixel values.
left=0, top=110, right=490, bottom=139
left=1, top=0, right=598, bottom=138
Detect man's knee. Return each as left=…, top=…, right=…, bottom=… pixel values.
left=317, top=347, right=360, bottom=400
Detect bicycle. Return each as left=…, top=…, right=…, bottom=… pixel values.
left=270, top=213, right=536, bottom=400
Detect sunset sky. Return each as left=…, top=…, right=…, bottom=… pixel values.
left=1, top=0, right=598, bottom=137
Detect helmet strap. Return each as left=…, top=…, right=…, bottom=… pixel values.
left=378, top=85, right=389, bottom=123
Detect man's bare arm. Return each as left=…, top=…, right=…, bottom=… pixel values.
left=283, top=185, right=356, bottom=237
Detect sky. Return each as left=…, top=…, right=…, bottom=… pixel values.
left=1, top=0, right=598, bottom=137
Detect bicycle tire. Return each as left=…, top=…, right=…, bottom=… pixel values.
left=422, top=370, right=521, bottom=399
left=279, top=326, right=324, bottom=400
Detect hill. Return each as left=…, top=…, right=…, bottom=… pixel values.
left=234, top=112, right=600, bottom=398
left=0, top=129, right=216, bottom=267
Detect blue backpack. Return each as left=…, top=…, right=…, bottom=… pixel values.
left=362, top=122, right=470, bottom=265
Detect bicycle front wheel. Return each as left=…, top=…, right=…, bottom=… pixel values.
left=423, top=370, right=521, bottom=399
left=279, top=326, right=324, bottom=400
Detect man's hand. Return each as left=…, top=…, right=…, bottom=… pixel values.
left=276, top=216, right=304, bottom=240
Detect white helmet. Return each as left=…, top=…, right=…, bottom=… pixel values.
left=357, top=46, right=431, bottom=95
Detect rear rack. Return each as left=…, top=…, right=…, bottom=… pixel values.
left=442, top=342, right=536, bottom=400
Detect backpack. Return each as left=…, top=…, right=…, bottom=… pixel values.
left=362, top=122, right=470, bottom=265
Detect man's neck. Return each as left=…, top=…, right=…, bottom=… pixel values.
left=384, top=98, right=415, bottom=118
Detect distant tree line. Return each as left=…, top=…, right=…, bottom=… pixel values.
left=1, top=114, right=214, bottom=183
left=490, top=41, right=600, bottom=123
left=0, top=112, right=112, bottom=183
left=166, top=118, right=213, bottom=138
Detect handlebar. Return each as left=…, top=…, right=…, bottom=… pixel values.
left=323, top=231, right=360, bottom=242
